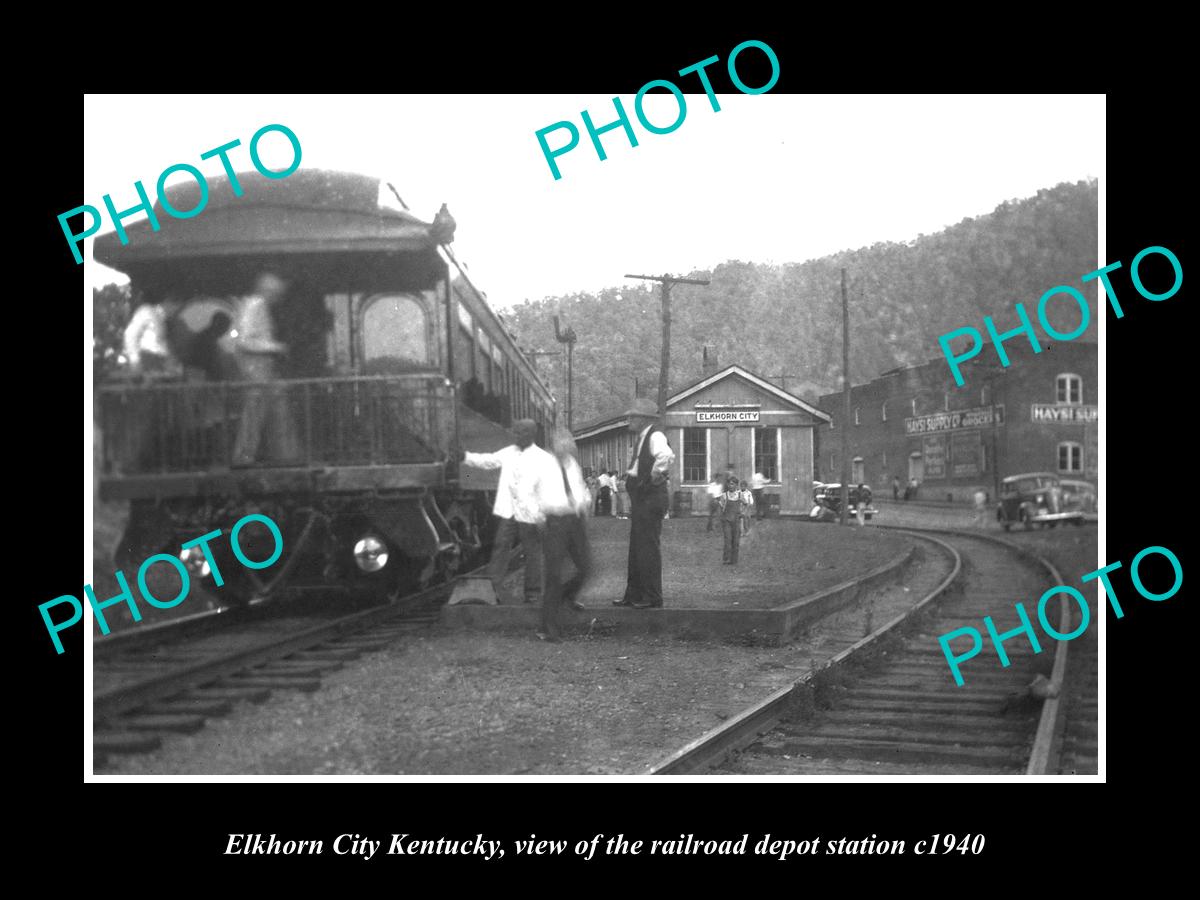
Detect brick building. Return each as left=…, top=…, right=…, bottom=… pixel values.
left=817, top=341, right=1098, bottom=503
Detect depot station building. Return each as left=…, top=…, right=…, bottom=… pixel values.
left=817, top=340, right=1098, bottom=503
left=573, top=362, right=831, bottom=516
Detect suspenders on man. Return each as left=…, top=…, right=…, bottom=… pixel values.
left=616, top=398, right=675, bottom=608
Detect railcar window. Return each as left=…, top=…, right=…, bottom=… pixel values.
left=362, top=294, right=429, bottom=372
left=476, top=331, right=492, bottom=391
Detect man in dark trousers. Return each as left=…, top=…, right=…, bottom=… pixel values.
left=534, top=428, right=593, bottom=642
left=615, top=398, right=676, bottom=608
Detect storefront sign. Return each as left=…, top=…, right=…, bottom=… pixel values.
left=1030, top=403, right=1098, bottom=424
left=905, top=405, right=1004, bottom=435
left=696, top=409, right=760, bottom=423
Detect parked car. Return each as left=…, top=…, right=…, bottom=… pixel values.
left=811, top=483, right=876, bottom=521
left=997, top=472, right=1084, bottom=530
left=1059, top=479, right=1098, bottom=522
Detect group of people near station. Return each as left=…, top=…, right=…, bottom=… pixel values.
left=706, top=468, right=767, bottom=565
left=584, top=470, right=625, bottom=518
left=119, top=271, right=300, bottom=467
left=460, top=397, right=674, bottom=642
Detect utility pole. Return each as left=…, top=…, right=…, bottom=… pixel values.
left=975, top=365, right=1007, bottom=502
left=553, top=315, right=577, bottom=430
left=840, top=268, right=851, bottom=527
left=625, top=273, right=710, bottom=416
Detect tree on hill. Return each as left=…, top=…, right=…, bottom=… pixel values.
left=94, top=283, right=131, bottom=383
left=503, top=180, right=1098, bottom=425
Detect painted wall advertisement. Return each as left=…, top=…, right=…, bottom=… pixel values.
left=922, top=435, right=947, bottom=478
left=951, top=431, right=982, bottom=477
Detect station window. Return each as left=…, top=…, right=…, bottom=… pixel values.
left=1057, top=373, right=1082, bottom=404
left=682, top=428, right=707, bottom=483
left=753, top=427, right=779, bottom=482
left=361, top=294, right=428, bottom=372
left=1058, top=441, right=1083, bottom=473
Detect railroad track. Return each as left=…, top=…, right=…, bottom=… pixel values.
left=91, top=575, right=468, bottom=768
left=649, top=528, right=1096, bottom=776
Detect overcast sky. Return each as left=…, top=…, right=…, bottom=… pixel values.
left=83, top=94, right=1104, bottom=309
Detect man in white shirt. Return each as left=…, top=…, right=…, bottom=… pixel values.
left=231, top=272, right=301, bottom=465
left=596, top=470, right=614, bottom=516
left=751, top=471, right=768, bottom=520
left=617, top=397, right=676, bottom=608
left=123, top=297, right=183, bottom=373
left=532, top=429, right=593, bottom=641
left=461, top=419, right=554, bottom=604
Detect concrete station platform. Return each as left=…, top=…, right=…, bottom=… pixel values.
left=442, top=518, right=916, bottom=644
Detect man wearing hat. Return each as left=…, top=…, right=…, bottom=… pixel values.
left=616, top=397, right=676, bottom=608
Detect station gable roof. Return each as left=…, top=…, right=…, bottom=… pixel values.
left=668, top=365, right=832, bottom=422
left=573, top=365, right=831, bottom=440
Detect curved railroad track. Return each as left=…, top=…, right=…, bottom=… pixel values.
left=649, top=527, right=1097, bottom=776
left=91, top=572, right=476, bottom=768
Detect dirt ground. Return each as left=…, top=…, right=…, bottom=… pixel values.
left=100, top=536, right=953, bottom=777
left=514, top=516, right=909, bottom=610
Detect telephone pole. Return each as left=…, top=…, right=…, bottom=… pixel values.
left=625, top=273, right=711, bottom=415
left=840, top=268, right=851, bottom=527
left=552, top=315, right=577, bottom=430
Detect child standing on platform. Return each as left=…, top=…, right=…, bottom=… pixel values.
left=719, top=477, right=745, bottom=565
left=740, top=481, right=755, bottom=536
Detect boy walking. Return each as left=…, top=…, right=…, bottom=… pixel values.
left=719, top=477, right=745, bottom=565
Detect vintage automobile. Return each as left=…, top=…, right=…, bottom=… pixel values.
left=996, top=472, right=1085, bottom=530
left=810, top=482, right=876, bottom=521
left=1059, top=479, right=1098, bottom=522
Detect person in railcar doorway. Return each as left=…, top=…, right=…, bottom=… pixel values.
left=615, top=398, right=675, bottom=609
left=231, top=271, right=301, bottom=465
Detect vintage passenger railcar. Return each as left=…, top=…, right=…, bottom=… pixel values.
left=95, top=169, right=555, bottom=605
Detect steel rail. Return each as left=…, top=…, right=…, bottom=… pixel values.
left=647, top=529, right=962, bottom=775
left=871, top=525, right=1072, bottom=775
left=93, top=568, right=475, bottom=724
left=649, top=524, right=1074, bottom=776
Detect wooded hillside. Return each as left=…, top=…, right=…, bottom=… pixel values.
left=502, top=180, right=1098, bottom=425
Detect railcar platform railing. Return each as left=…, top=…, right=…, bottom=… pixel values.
left=97, top=374, right=455, bottom=476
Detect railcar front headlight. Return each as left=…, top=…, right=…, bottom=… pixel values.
left=353, top=535, right=389, bottom=572
left=180, top=546, right=211, bottom=578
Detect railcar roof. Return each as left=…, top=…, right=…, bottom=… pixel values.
left=94, top=169, right=438, bottom=270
